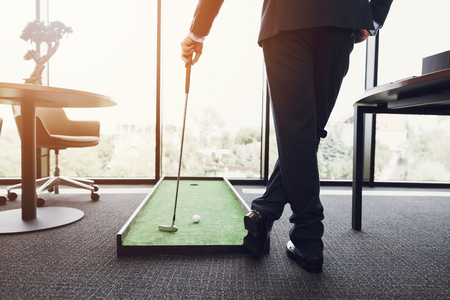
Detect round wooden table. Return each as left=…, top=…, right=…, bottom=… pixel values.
left=0, top=82, right=116, bottom=233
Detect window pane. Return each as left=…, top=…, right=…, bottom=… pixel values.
left=378, top=0, right=450, bottom=85
left=267, top=34, right=367, bottom=180
left=0, top=1, right=35, bottom=177
left=376, top=0, right=450, bottom=182
left=161, top=1, right=264, bottom=178
left=374, top=114, right=450, bottom=182
left=318, top=44, right=366, bottom=180
left=0, top=0, right=157, bottom=178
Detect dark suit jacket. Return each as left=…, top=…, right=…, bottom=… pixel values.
left=190, top=0, right=392, bottom=44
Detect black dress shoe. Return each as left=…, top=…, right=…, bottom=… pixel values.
left=243, top=210, right=273, bottom=259
left=286, top=240, right=323, bottom=273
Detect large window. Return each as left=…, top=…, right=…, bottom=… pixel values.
left=2, top=1, right=448, bottom=184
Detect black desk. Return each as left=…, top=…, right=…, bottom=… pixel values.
left=352, top=69, right=450, bottom=230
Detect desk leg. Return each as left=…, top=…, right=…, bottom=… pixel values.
left=20, top=101, right=37, bottom=220
left=352, top=106, right=364, bottom=230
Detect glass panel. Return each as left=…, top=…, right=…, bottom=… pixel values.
left=268, top=36, right=367, bottom=179
left=376, top=0, right=450, bottom=182
left=0, top=1, right=35, bottom=177
left=375, top=114, right=450, bottom=182
left=318, top=44, right=366, bottom=180
left=161, top=1, right=264, bottom=178
left=0, top=0, right=157, bottom=178
left=378, top=0, right=450, bottom=85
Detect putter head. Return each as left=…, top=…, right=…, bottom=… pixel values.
left=158, top=225, right=178, bottom=232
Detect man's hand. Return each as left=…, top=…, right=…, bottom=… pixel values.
left=355, top=29, right=371, bottom=43
left=181, top=36, right=203, bottom=66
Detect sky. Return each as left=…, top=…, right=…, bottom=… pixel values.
left=1, top=0, right=449, bottom=135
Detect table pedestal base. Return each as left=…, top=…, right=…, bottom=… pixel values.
left=0, top=207, right=84, bottom=234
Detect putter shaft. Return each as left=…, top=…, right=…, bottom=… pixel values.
left=159, top=56, right=192, bottom=232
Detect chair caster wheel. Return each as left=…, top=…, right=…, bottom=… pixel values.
left=7, top=192, right=17, bottom=201
left=37, top=198, right=45, bottom=207
left=91, top=193, right=100, bottom=201
left=0, top=196, right=6, bottom=205
left=93, top=185, right=99, bottom=192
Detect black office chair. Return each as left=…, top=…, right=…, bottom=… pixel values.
left=6, top=106, right=101, bottom=206
left=0, top=117, right=6, bottom=205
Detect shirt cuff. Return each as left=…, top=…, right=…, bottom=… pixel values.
left=188, top=31, right=205, bottom=43
left=369, top=20, right=382, bottom=36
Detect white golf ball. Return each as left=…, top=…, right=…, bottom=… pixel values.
left=193, top=214, right=200, bottom=223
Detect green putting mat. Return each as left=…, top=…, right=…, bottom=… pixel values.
left=122, top=179, right=248, bottom=246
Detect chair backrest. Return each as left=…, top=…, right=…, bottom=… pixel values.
left=12, top=105, right=72, bottom=136
left=11, top=105, right=100, bottom=150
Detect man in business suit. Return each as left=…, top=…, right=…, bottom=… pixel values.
left=181, top=0, right=392, bottom=273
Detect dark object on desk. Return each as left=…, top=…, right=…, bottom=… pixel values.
left=6, top=106, right=101, bottom=206
left=422, top=50, right=450, bottom=75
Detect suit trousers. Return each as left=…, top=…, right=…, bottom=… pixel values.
left=252, top=26, right=356, bottom=257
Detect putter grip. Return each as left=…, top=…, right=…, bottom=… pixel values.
left=185, top=56, right=192, bottom=94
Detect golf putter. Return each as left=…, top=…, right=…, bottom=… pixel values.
left=159, top=56, right=192, bottom=232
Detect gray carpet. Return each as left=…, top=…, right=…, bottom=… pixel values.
left=0, top=184, right=449, bottom=299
